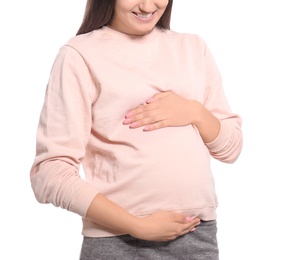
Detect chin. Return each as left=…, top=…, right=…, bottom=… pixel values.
left=131, top=25, right=156, bottom=35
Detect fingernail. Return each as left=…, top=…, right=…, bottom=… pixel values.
left=146, top=97, right=154, bottom=103
left=186, top=217, right=193, bottom=222
left=191, top=228, right=196, bottom=232
left=130, top=122, right=138, bottom=128
left=143, top=126, right=150, bottom=131
left=123, top=118, right=131, bottom=124
left=125, top=112, right=133, bottom=118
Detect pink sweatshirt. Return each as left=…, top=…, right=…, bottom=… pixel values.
left=30, top=26, right=242, bottom=237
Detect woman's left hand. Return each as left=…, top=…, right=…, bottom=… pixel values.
left=123, top=91, right=201, bottom=131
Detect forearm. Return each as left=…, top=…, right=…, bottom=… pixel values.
left=191, top=101, right=221, bottom=143
left=86, top=193, right=139, bottom=235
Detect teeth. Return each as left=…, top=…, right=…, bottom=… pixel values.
left=135, top=13, right=153, bottom=19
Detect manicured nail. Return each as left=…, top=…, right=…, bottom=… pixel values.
left=143, top=126, right=150, bottom=131
left=123, top=118, right=131, bottom=124
left=191, top=228, right=196, bottom=232
left=125, top=112, right=133, bottom=118
left=130, top=122, right=138, bottom=128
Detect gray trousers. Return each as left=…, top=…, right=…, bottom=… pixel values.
left=80, top=220, right=219, bottom=260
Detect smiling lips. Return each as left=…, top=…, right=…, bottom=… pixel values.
left=132, top=11, right=156, bottom=21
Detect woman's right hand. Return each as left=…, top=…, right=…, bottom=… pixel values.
left=87, top=194, right=200, bottom=242
left=130, top=211, right=200, bottom=241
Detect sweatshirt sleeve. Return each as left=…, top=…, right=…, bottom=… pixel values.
left=202, top=41, right=243, bottom=163
left=30, top=45, right=99, bottom=217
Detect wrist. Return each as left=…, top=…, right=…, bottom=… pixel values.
left=190, top=102, right=221, bottom=143
left=188, top=100, right=204, bottom=126
left=128, top=216, right=144, bottom=238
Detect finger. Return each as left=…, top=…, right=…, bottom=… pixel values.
left=192, top=218, right=201, bottom=226
left=171, top=213, right=189, bottom=224
left=125, top=103, right=154, bottom=118
left=129, top=113, right=167, bottom=129
left=143, top=121, right=167, bottom=131
left=179, top=221, right=199, bottom=235
left=171, top=223, right=194, bottom=238
left=132, top=118, right=164, bottom=129
left=152, top=91, right=171, bottom=100
left=123, top=109, right=152, bottom=125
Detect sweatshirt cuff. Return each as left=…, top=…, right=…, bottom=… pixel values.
left=70, top=183, right=100, bottom=218
left=205, top=120, right=231, bottom=152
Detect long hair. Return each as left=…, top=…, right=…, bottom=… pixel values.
left=76, top=0, right=173, bottom=35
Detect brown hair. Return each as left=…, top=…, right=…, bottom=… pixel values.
left=76, top=0, right=173, bottom=35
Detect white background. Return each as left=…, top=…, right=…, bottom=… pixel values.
left=1, top=1, right=283, bottom=259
